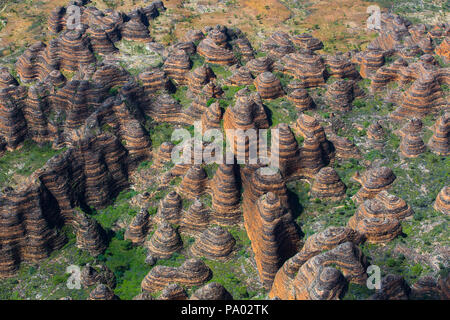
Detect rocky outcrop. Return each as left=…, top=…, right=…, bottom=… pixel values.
left=179, top=165, right=208, bottom=199
left=159, top=283, right=188, bottom=300
left=187, top=65, right=216, bottom=95
left=367, top=121, right=385, bottom=150
left=278, top=52, right=326, bottom=88
left=353, top=167, right=396, bottom=204
left=124, top=208, right=150, bottom=245
left=191, top=226, right=236, bottom=261
left=254, top=71, right=284, bottom=99
left=287, top=88, right=314, bottom=111
left=141, top=258, right=212, bottom=293
left=180, top=200, right=210, bottom=235
left=246, top=56, right=274, bottom=75
left=225, top=67, right=254, bottom=86
left=190, top=282, right=233, bottom=300
left=146, top=220, right=182, bottom=260
left=291, top=33, right=323, bottom=51
left=433, top=186, right=449, bottom=215
left=81, top=264, right=116, bottom=289
left=121, top=16, right=152, bottom=42
left=354, top=49, right=384, bottom=79
left=155, top=191, right=182, bottom=224
left=88, top=284, right=119, bottom=300
left=201, top=102, right=222, bottom=132
left=435, top=37, right=450, bottom=64
left=163, top=49, right=191, bottom=85
left=325, top=52, right=359, bottom=79
left=74, top=210, right=107, bottom=256
left=197, top=26, right=236, bottom=65
left=348, top=191, right=412, bottom=243
left=210, top=164, right=241, bottom=225
left=328, top=134, right=361, bottom=160
left=400, top=133, right=426, bottom=158
left=310, top=167, right=346, bottom=201
left=139, top=69, right=174, bottom=95
left=370, top=274, right=410, bottom=300
left=270, top=238, right=366, bottom=300
left=261, top=32, right=295, bottom=59
left=428, top=112, right=449, bottom=156
left=59, top=29, right=96, bottom=72
left=325, top=80, right=358, bottom=112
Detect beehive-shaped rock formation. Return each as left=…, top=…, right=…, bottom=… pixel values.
left=163, top=49, right=191, bottom=85
left=210, top=164, right=241, bottom=225
left=353, top=167, right=396, bottom=203
left=325, top=52, right=359, bottom=79
left=328, top=134, right=361, bottom=160
left=428, top=113, right=449, bottom=156
left=121, top=16, right=152, bottom=42
left=225, top=67, right=254, bottom=86
left=191, top=226, right=236, bottom=261
left=153, top=142, right=175, bottom=168
left=139, top=69, right=174, bottom=95
left=156, top=191, right=182, bottom=224
left=246, top=56, right=274, bottom=75
left=370, top=274, right=411, bottom=300
left=147, top=221, right=182, bottom=260
left=292, top=33, right=323, bottom=51
left=310, top=167, right=346, bottom=201
left=197, top=26, right=235, bottom=65
left=159, top=283, right=188, bottom=300
left=400, top=133, right=426, bottom=158
left=261, top=32, right=295, bottom=59
left=348, top=191, right=412, bottom=243
left=434, top=186, right=449, bottom=215
left=74, top=210, right=107, bottom=256
left=254, top=72, right=284, bottom=99
left=288, top=88, right=314, bottom=111
left=435, top=37, right=450, bottom=64
left=179, top=165, right=208, bottom=199
left=190, top=282, right=233, bottom=300
left=279, top=52, right=326, bottom=88
left=367, top=121, right=386, bottom=150
left=141, top=258, right=212, bottom=293
left=124, top=208, right=150, bottom=245
left=59, top=29, right=96, bottom=72
left=89, top=25, right=118, bottom=55
left=270, top=123, right=301, bottom=178
left=146, top=94, right=185, bottom=124
left=355, top=49, right=384, bottom=79
left=234, top=37, right=255, bottom=62
left=201, top=102, right=222, bottom=132
left=81, top=264, right=116, bottom=289
left=187, top=65, right=216, bottom=95
left=325, top=80, right=356, bottom=112
left=180, top=200, right=210, bottom=235
left=270, top=240, right=366, bottom=300
left=88, top=284, right=118, bottom=300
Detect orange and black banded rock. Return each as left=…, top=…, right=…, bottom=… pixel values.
left=197, top=26, right=236, bottom=65
left=147, top=221, right=182, bottom=260
left=367, top=121, right=386, bottom=149
left=124, top=208, right=150, bottom=245
left=0, top=68, right=18, bottom=88
left=74, top=210, right=107, bottom=256
left=225, top=67, right=254, bottom=86
left=411, top=275, right=450, bottom=300
left=369, top=274, right=411, bottom=300
left=400, top=133, right=426, bottom=158
left=0, top=85, right=28, bottom=150
left=163, top=49, right=191, bottom=85
left=292, top=33, right=323, bottom=51
left=254, top=72, right=284, bottom=99
left=234, top=37, right=255, bottom=62
left=354, top=49, right=385, bottom=79
left=310, top=167, right=346, bottom=201
left=179, top=165, right=208, bottom=199
left=180, top=200, right=210, bottom=235
left=271, top=241, right=366, bottom=300
left=428, top=113, right=449, bottom=156
left=44, top=70, right=67, bottom=87
left=183, top=29, right=205, bottom=43
left=328, top=134, right=361, bottom=160
left=287, top=88, right=314, bottom=111
left=261, top=32, right=295, bottom=59
left=121, top=15, right=152, bottom=42
left=92, top=64, right=130, bottom=90
left=159, top=283, right=188, bottom=300
left=172, top=41, right=196, bottom=55
left=201, top=102, right=222, bottom=133
left=271, top=123, right=300, bottom=178
left=210, top=164, right=241, bottom=225
left=139, top=69, right=174, bottom=95
left=15, top=42, right=56, bottom=83
left=190, top=282, right=233, bottom=300
left=187, top=65, right=216, bottom=95
left=434, top=186, right=449, bottom=215
left=89, top=25, right=118, bottom=55
left=59, top=29, right=96, bottom=72
left=155, top=191, right=182, bottom=225
left=191, top=226, right=236, bottom=261
left=278, top=52, right=326, bottom=88
left=370, top=58, right=408, bottom=91
left=392, top=73, right=445, bottom=119
left=436, top=37, right=450, bottom=64
left=153, top=142, right=175, bottom=168
left=201, top=80, right=223, bottom=99
left=246, top=56, right=274, bottom=75
left=88, top=284, right=119, bottom=300
left=141, top=258, right=212, bottom=293
left=242, top=189, right=301, bottom=289
left=398, top=118, right=423, bottom=137
left=81, top=264, right=116, bottom=289
left=325, top=52, right=360, bottom=79
left=325, top=80, right=356, bottom=112
left=270, top=227, right=363, bottom=299
left=48, top=6, right=66, bottom=33
left=146, top=94, right=186, bottom=124
left=353, top=167, right=396, bottom=203
left=133, top=292, right=154, bottom=300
